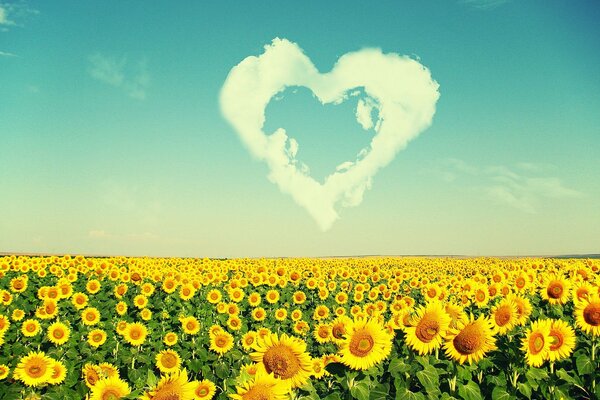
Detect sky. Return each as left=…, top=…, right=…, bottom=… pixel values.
left=1, top=0, right=599, bottom=258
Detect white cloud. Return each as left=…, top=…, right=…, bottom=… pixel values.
left=460, top=0, right=511, bottom=10
left=88, top=53, right=149, bottom=100
left=220, top=38, right=440, bottom=230
left=0, top=50, right=17, bottom=57
left=0, top=5, right=11, bottom=25
left=442, top=160, right=582, bottom=212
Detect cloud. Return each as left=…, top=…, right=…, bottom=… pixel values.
left=0, top=4, right=12, bottom=25
left=88, top=53, right=149, bottom=100
left=0, top=50, right=17, bottom=57
left=460, top=0, right=511, bottom=10
left=441, top=160, right=582, bottom=213
left=220, top=38, right=440, bottom=230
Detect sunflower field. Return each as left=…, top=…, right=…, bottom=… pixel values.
left=0, top=255, right=599, bottom=400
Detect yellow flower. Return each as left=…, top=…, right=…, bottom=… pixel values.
left=194, top=379, right=217, bottom=400
left=47, top=321, right=70, bottom=345
left=0, top=364, right=9, bottom=380
left=338, top=318, right=393, bottom=370
left=47, top=360, right=67, bottom=385
left=404, top=302, right=450, bottom=355
left=156, top=350, right=181, bottom=373
left=141, top=369, right=197, bottom=400
left=242, top=331, right=258, bottom=351
left=81, top=307, right=101, bottom=326
left=444, top=314, right=497, bottom=365
left=489, top=299, right=518, bottom=335
left=521, top=319, right=552, bottom=367
left=229, top=369, right=290, bottom=400
left=540, top=273, right=571, bottom=305
left=134, top=294, right=149, bottom=309
left=313, top=324, right=332, bottom=344
left=210, top=331, right=234, bottom=355
left=124, top=322, right=148, bottom=346
left=88, top=329, right=107, bottom=348
left=207, top=289, right=222, bottom=304
left=14, top=351, right=54, bottom=387
left=21, top=319, right=41, bottom=337
left=575, top=294, right=600, bottom=336
left=250, top=333, right=313, bottom=388
left=227, top=315, right=242, bottom=331
left=116, top=301, right=128, bottom=315
left=547, top=319, right=576, bottom=362
left=252, top=307, right=267, bottom=322
left=181, top=316, right=201, bottom=335
left=90, top=376, right=131, bottom=400
left=163, top=332, right=178, bottom=346
left=274, top=308, right=287, bottom=321
left=179, top=284, right=196, bottom=301
left=83, top=363, right=102, bottom=388
left=86, top=279, right=101, bottom=294
left=11, top=308, right=25, bottom=321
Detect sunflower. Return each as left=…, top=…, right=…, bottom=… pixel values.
left=47, top=360, right=67, bottom=385
left=471, top=285, right=490, bottom=308
left=229, top=369, right=290, bottom=400
left=330, top=315, right=352, bottom=345
left=88, top=329, right=107, bottom=348
left=242, top=331, right=258, bottom=351
left=207, top=289, right=222, bottom=304
left=0, top=314, right=10, bottom=333
left=521, top=319, right=552, bottom=367
left=156, top=350, right=181, bottom=373
left=265, top=290, right=280, bottom=304
left=164, top=332, right=178, bottom=346
left=194, top=379, right=216, bottom=400
left=210, top=331, right=234, bottom=355
left=250, top=333, right=313, bottom=388
left=83, top=363, right=102, bottom=388
left=162, top=278, right=178, bottom=294
left=11, top=308, right=25, bottom=321
left=14, top=351, right=54, bottom=387
left=507, top=294, right=532, bottom=326
left=141, top=369, right=197, bottom=400
left=248, top=292, right=261, bottom=307
left=541, top=274, right=571, bottom=305
left=572, top=281, right=594, bottom=304
left=86, top=279, right=101, bottom=294
left=141, top=308, right=153, bottom=321
left=444, top=302, right=466, bottom=329
left=252, top=307, right=267, bottom=322
left=0, top=364, right=9, bottom=380
left=227, top=315, right=242, bottom=331
left=179, top=284, right=196, bottom=301
left=116, top=301, right=128, bottom=316
left=404, top=302, right=450, bottom=355
left=181, top=316, right=201, bottom=335
left=444, top=314, right=497, bottom=365
left=547, top=319, right=576, bottom=362
left=98, top=363, right=119, bottom=379
left=489, top=299, right=518, bottom=335
left=90, top=376, right=131, bottom=400
left=313, top=324, right=332, bottom=344
left=124, top=322, right=148, bottom=346
left=313, top=305, right=330, bottom=321
left=311, top=357, right=327, bottom=379
left=81, top=307, right=101, bottom=326
left=47, top=321, right=70, bottom=345
left=575, top=294, right=600, bottom=336
left=21, top=319, right=41, bottom=337
left=338, top=317, right=393, bottom=370
left=274, top=309, right=287, bottom=322
left=134, top=294, right=149, bottom=309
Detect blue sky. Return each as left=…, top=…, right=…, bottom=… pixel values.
left=1, top=0, right=599, bottom=257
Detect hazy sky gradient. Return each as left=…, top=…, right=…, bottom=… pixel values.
left=1, top=1, right=599, bottom=257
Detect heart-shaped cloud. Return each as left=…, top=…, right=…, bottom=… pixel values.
left=220, top=38, right=439, bottom=230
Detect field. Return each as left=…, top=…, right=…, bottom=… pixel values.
left=0, top=255, right=598, bottom=400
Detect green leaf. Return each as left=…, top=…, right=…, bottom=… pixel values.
left=147, top=369, right=158, bottom=387
left=325, top=362, right=347, bottom=378
left=388, top=358, right=411, bottom=377
left=322, top=394, right=342, bottom=400
left=456, top=365, right=472, bottom=382
left=396, top=388, right=427, bottom=400
left=525, top=367, right=548, bottom=382
left=517, top=382, right=532, bottom=399
left=575, top=354, right=593, bottom=376
left=457, top=381, right=483, bottom=400
left=491, top=387, right=511, bottom=400
left=553, top=385, right=574, bottom=400
left=555, top=368, right=580, bottom=386
left=350, top=381, right=371, bottom=400
left=416, top=365, right=440, bottom=395
left=370, top=383, right=391, bottom=400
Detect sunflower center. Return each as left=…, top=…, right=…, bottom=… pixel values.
left=27, top=324, right=36, bottom=332
left=494, top=306, right=512, bottom=326
left=332, top=325, right=345, bottom=340
left=131, top=329, right=141, bottom=339
left=452, top=323, right=483, bottom=355
left=197, top=387, right=209, bottom=396
left=349, top=329, right=375, bottom=357
left=547, top=282, right=563, bottom=299
left=162, top=353, right=178, bottom=368
left=27, top=363, right=45, bottom=378
left=549, top=330, right=564, bottom=351
left=102, top=389, right=121, bottom=400
left=516, top=278, right=525, bottom=288
left=53, top=329, right=64, bottom=339
left=216, top=336, right=228, bottom=348
left=476, top=291, right=485, bottom=302
left=318, top=327, right=329, bottom=339
left=583, top=304, right=600, bottom=326
left=93, top=333, right=103, bottom=342
left=529, top=332, right=545, bottom=354
left=243, top=383, right=272, bottom=400
left=415, top=316, right=440, bottom=343
left=263, top=344, right=300, bottom=379
left=86, top=313, right=96, bottom=321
